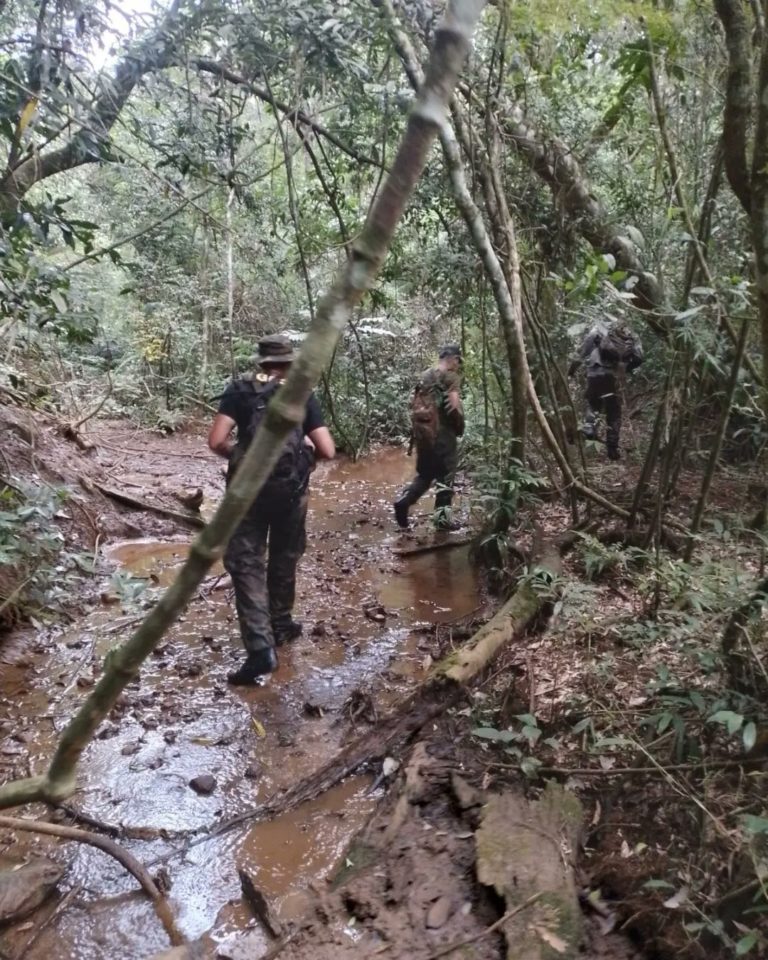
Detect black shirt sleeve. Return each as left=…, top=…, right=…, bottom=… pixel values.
left=217, top=382, right=241, bottom=421
left=303, top=392, right=325, bottom=435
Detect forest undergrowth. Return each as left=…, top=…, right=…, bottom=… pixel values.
left=462, top=458, right=768, bottom=959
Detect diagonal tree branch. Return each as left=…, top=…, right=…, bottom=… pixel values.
left=458, top=83, right=669, bottom=333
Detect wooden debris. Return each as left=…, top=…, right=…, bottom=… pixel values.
left=92, top=481, right=205, bottom=528
left=395, top=537, right=472, bottom=558
left=239, top=869, right=283, bottom=938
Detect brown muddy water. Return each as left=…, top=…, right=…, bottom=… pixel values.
left=0, top=448, right=479, bottom=959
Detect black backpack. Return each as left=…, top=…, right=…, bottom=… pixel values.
left=227, top=378, right=311, bottom=497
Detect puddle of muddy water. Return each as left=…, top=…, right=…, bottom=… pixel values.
left=0, top=447, right=479, bottom=960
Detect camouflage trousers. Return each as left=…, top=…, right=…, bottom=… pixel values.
left=399, top=441, right=458, bottom=511
left=585, top=373, right=621, bottom=455
left=223, top=489, right=308, bottom=653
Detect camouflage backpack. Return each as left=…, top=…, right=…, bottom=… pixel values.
left=599, top=324, right=642, bottom=367
left=410, top=375, right=441, bottom=450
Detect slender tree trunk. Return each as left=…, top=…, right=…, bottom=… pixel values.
left=226, top=187, right=236, bottom=377
left=751, top=7, right=768, bottom=425
left=684, top=318, right=751, bottom=560
left=198, top=223, right=210, bottom=395
left=0, top=0, right=489, bottom=810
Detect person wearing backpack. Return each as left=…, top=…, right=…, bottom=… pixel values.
left=208, top=335, right=335, bottom=685
left=568, top=321, right=643, bottom=461
left=393, top=344, right=465, bottom=530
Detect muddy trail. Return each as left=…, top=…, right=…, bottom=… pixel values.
left=0, top=432, right=485, bottom=959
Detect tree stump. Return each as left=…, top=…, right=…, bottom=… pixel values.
left=475, top=781, right=583, bottom=959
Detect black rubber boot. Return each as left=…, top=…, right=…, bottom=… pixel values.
left=227, top=647, right=278, bottom=685
left=394, top=497, right=410, bottom=529
left=273, top=620, right=302, bottom=648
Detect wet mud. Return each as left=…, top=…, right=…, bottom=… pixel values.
left=0, top=446, right=480, bottom=959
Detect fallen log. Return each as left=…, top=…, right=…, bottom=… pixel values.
left=92, top=481, right=205, bottom=529
left=395, top=536, right=472, bottom=557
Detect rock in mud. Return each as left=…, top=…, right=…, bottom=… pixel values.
left=426, top=895, right=452, bottom=929
left=244, top=763, right=262, bottom=780
left=0, top=857, right=63, bottom=923
left=189, top=774, right=217, bottom=795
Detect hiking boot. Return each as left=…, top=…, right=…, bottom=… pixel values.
left=394, top=497, right=410, bottom=529
left=273, top=620, right=302, bottom=647
left=227, top=647, right=278, bottom=685
left=435, top=517, right=462, bottom=532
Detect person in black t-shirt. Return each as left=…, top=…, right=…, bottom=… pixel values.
left=208, top=335, right=335, bottom=684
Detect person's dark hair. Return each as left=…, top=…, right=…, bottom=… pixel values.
left=439, top=344, right=462, bottom=361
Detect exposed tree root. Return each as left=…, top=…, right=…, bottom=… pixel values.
left=423, top=892, right=543, bottom=960
left=0, top=815, right=183, bottom=945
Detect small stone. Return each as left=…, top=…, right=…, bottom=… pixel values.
left=121, top=742, right=140, bottom=756
left=163, top=730, right=177, bottom=745
left=303, top=701, right=324, bottom=718
left=426, top=896, right=452, bottom=929
left=76, top=675, right=94, bottom=689
left=189, top=774, right=216, bottom=795
left=244, top=764, right=262, bottom=780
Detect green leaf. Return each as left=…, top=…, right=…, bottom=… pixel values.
left=743, top=722, right=757, bottom=752
left=50, top=290, right=67, bottom=313
left=643, top=879, right=675, bottom=890
left=740, top=815, right=768, bottom=835
left=736, top=932, right=758, bottom=955
left=471, top=727, right=517, bottom=743
left=516, top=713, right=538, bottom=727
left=520, top=756, right=542, bottom=778
left=708, top=710, right=743, bottom=735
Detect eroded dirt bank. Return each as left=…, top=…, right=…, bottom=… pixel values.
left=0, top=427, right=486, bottom=959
